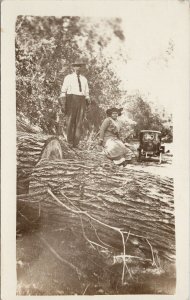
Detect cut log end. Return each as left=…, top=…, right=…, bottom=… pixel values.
left=40, top=139, right=63, bottom=160
left=17, top=132, right=76, bottom=194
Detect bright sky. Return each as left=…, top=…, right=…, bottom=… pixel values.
left=106, top=1, right=189, bottom=114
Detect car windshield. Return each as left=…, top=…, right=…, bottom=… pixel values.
left=142, top=132, right=160, bottom=142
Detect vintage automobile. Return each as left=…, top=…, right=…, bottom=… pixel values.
left=137, top=130, right=165, bottom=163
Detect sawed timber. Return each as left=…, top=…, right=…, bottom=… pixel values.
left=17, top=131, right=77, bottom=194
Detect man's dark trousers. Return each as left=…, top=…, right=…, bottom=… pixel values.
left=65, top=94, right=86, bottom=147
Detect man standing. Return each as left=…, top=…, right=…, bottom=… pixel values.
left=59, top=61, right=90, bottom=148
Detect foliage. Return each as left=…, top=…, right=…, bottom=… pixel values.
left=127, top=96, right=173, bottom=141
left=15, top=16, right=172, bottom=141
left=15, top=16, right=125, bottom=134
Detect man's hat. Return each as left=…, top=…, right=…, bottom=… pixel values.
left=72, top=60, right=86, bottom=66
left=106, top=107, right=123, bottom=117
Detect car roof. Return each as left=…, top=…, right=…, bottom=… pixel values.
left=140, top=130, right=161, bottom=134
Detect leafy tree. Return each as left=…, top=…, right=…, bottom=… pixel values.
left=127, top=96, right=172, bottom=140
left=15, top=16, right=125, bottom=134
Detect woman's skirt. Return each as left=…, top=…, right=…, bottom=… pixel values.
left=103, top=137, right=134, bottom=163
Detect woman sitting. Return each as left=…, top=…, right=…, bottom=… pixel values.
left=98, top=107, right=135, bottom=165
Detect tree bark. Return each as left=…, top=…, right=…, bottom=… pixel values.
left=18, top=157, right=175, bottom=262
left=17, top=131, right=77, bottom=194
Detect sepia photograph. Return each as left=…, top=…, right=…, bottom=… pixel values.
left=1, top=0, right=189, bottom=299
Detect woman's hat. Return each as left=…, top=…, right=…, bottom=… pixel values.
left=106, top=107, right=123, bottom=117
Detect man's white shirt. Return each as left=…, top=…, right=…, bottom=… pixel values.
left=60, top=73, right=89, bottom=99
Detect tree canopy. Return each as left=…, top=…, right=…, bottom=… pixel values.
left=127, top=96, right=173, bottom=140
left=16, top=16, right=124, bottom=133
left=16, top=16, right=172, bottom=141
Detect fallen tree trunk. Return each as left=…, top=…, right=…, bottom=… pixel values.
left=17, top=131, right=77, bottom=194
left=18, top=157, right=175, bottom=264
